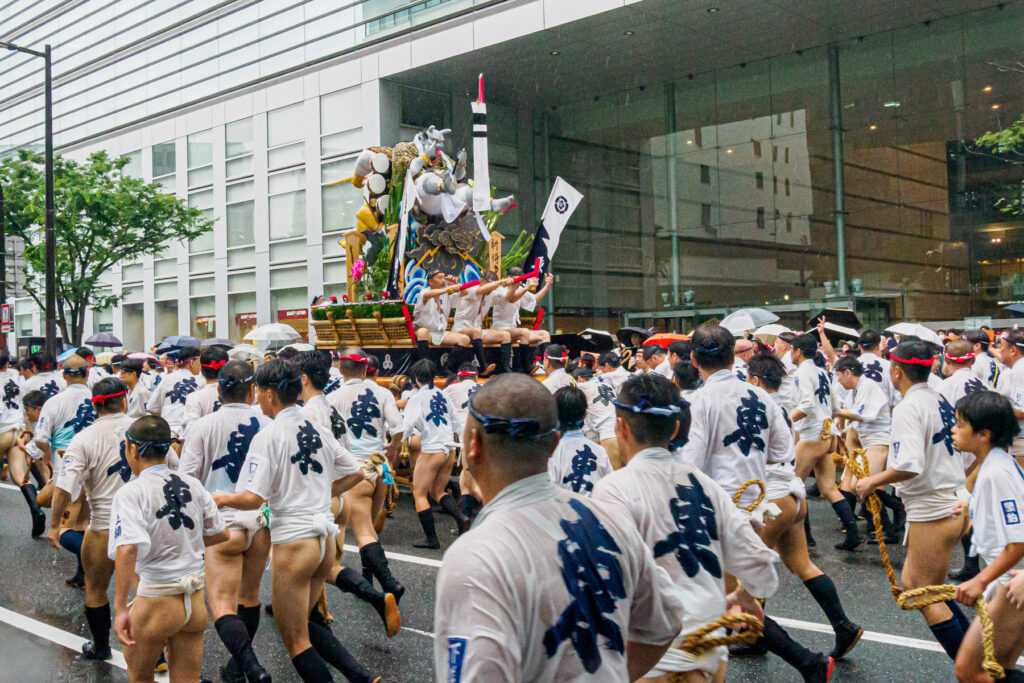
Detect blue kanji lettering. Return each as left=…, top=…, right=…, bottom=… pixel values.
left=594, top=381, right=615, bottom=407
left=653, top=473, right=722, bottom=578
left=106, top=440, right=132, bottom=482
left=323, top=378, right=341, bottom=395
left=3, top=379, right=19, bottom=410
left=212, top=417, right=262, bottom=483
left=461, top=384, right=479, bottom=410
left=932, top=395, right=956, bottom=456
left=425, top=391, right=449, bottom=427
left=722, top=390, right=768, bottom=456
left=167, top=377, right=198, bottom=405
left=562, top=443, right=599, bottom=493
left=329, top=407, right=347, bottom=440
left=964, top=378, right=985, bottom=395
left=863, top=360, right=883, bottom=383
left=291, top=421, right=324, bottom=475
left=814, top=371, right=830, bottom=405
left=347, top=389, right=380, bottom=439
left=542, top=498, right=625, bottom=673
left=39, top=380, right=60, bottom=399
left=155, top=474, right=194, bottom=530
left=69, top=401, right=96, bottom=434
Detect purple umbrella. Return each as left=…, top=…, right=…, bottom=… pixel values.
left=84, top=333, right=122, bottom=348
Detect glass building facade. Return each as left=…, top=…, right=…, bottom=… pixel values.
left=2, top=0, right=1022, bottom=344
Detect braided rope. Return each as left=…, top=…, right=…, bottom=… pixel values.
left=819, top=417, right=833, bottom=441
left=732, top=479, right=766, bottom=512
left=316, top=588, right=333, bottom=624
left=836, top=439, right=1004, bottom=679
left=371, top=452, right=399, bottom=516
left=674, top=612, right=765, bottom=659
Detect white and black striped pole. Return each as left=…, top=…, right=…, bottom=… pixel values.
left=471, top=73, right=491, bottom=214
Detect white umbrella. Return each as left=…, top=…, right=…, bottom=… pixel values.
left=228, top=344, right=261, bottom=361
left=754, top=323, right=791, bottom=337
left=886, top=322, right=942, bottom=346
left=824, top=322, right=860, bottom=340
left=244, top=323, right=301, bottom=343
left=282, top=342, right=316, bottom=352
left=721, top=308, right=780, bottom=335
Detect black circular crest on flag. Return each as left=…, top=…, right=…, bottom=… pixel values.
left=554, top=196, right=569, bottom=213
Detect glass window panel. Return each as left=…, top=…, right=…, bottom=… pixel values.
left=268, top=142, right=305, bottom=169
left=271, top=286, right=309, bottom=340
left=270, top=237, right=307, bottom=262
left=190, top=252, right=215, bottom=271
left=122, top=285, right=143, bottom=304
left=227, top=180, right=254, bottom=203
left=154, top=258, right=178, bottom=278
left=320, top=129, right=363, bottom=158
left=268, top=103, right=304, bottom=148
left=226, top=155, right=253, bottom=179
left=153, top=142, right=175, bottom=177
left=122, top=263, right=143, bottom=282
left=190, top=296, right=216, bottom=340
left=225, top=117, right=253, bottom=158
left=322, top=164, right=361, bottom=233
left=270, top=266, right=306, bottom=289
left=122, top=303, right=144, bottom=351
left=154, top=174, right=176, bottom=194
left=320, top=87, right=362, bottom=135
left=121, top=150, right=142, bottom=177
left=154, top=280, right=178, bottom=300
left=227, top=247, right=256, bottom=269
left=227, top=200, right=254, bottom=247
left=189, top=190, right=214, bottom=211
left=269, top=169, right=306, bottom=195
left=269, top=191, right=306, bottom=240
left=190, top=277, right=215, bottom=296
left=188, top=165, right=213, bottom=188
left=228, top=272, right=256, bottom=292
left=229, top=292, right=257, bottom=342
left=323, top=233, right=346, bottom=257
left=323, top=259, right=347, bottom=285
left=16, top=314, right=32, bottom=337
left=187, top=129, right=213, bottom=168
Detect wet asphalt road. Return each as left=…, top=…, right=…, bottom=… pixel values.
left=0, top=481, right=998, bottom=682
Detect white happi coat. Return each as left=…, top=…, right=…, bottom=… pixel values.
left=973, top=352, right=1006, bottom=392
left=579, top=375, right=617, bottom=441
left=411, top=291, right=452, bottom=335
left=434, top=473, right=683, bottom=683
left=548, top=430, right=612, bottom=497
left=22, top=371, right=66, bottom=401
left=680, top=370, right=793, bottom=508
left=0, top=369, right=22, bottom=427
left=541, top=368, right=573, bottom=393
left=848, top=375, right=892, bottom=440
left=601, top=366, right=631, bottom=395
left=970, top=448, right=1024, bottom=599
left=301, top=394, right=347, bottom=441
left=593, top=447, right=779, bottom=674
left=108, top=464, right=225, bottom=583
left=327, top=378, right=402, bottom=460
left=452, top=288, right=496, bottom=331
left=940, top=366, right=988, bottom=407
left=888, top=383, right=965, bottom=501
left=792, top=359, right=833, bottom=435
left=35, top=383, right=96, bottom=465
left=179, top=403, right=269, bottom=496
left=182, top=383, right=221, bottom=435
left=858, top=352, right=898, bottom=407
left=57, top=413, right=136, bottom=530
left=240, top=406, right=359, bottom=543
left=126, top=383, right=152, bottom=419
left=402, top=385, right=456, bottom=453
left=146, top=369, right=201, bottom=435
left=443, top=378, right=480, bottom=436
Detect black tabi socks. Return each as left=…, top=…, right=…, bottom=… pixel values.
left=291, top=647, right=333, bottom=683
left=499, top=342, right=512, bottom=373
left=83, top=603, right=111, bottom=656
left=238, top=603, right=261, bottom=640
left=307, top=608, right=376, bottom=683
left=438, top=493, right=470, bottom=534
left=20, top=483, right=45, bottom=537
left=414, top=509, right=440, bottom=548
left=361, top=541, right=405, bottom=602
left=929, top=614, right=966, bottom=661
left=804, top=574, right=862, bottom=658
left=470, top=338, right=486, bottom=369
left=758, top=616, right=831, bottom=680
left=416, top=340, right=430, bottom=360
left=832, top=498, right=864, bottom=549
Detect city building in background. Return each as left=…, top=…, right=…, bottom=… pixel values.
left=1, top=0, right=1022, bottom=347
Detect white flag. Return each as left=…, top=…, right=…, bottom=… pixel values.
left=522, top=177, right=583, bottom=275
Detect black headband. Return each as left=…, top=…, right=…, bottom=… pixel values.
left=613, top=394, right=682, bottom=417
left=467, top=396, right=556, bottom=440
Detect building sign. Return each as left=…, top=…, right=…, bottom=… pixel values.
left=234, top=312, right=257, bottom=324
left=1, top=304, right=10, bottom=334
left=277, top=308, right=308, bottom=321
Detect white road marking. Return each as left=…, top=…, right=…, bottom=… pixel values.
left=0, top=604, right=129, bottom=669
left=342, top=543, right=443, bottom=569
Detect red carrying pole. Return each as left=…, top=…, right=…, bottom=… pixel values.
left=402, top=305, right=416, bottom=343
left=534, top=307, right=545, bottom=330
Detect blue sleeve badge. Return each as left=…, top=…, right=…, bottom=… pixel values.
left=1001, top=500, right=1020, bottom=526
left=446, top=637, right=467, bottom=683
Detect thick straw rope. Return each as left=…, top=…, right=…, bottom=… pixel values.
left=835, top=439, right=1004, bottom=679
left=732, top=479, right=766, bottom=512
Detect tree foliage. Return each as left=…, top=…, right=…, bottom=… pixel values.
left=975, top=112, right=1024, bottom=217
left=0, top=150, right=213, bottom=345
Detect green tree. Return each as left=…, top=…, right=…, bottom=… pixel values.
left=975, top=111, right=1024, bottom=217
left=0, top=150, right=213, bottom=345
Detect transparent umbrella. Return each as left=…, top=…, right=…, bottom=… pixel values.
left=721, top=308, right=779, bottom=334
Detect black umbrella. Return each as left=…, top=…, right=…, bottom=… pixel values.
left=84, top=333, right=122, bottom=348
left=810, top=308, right=861, bottom=331
left=549, top=334, right=603, bottom=357
left=615, top=326, right=651, bottom=346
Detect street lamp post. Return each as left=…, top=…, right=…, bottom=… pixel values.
left=0, top=41, right=55, bottom=357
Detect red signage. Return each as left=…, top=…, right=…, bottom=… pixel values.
left=277, top=308, right=308, bottom=321
left=1, top=304, right=10, bottom=333
left=234, top=312, right=257, bottom=324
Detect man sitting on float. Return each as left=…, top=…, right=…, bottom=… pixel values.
left=411, top=270, right=474, bottom=369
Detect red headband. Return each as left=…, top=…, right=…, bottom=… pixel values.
left=944, top=351, right=975, bottom=363
left=457, top=371, right=477, bottom=377
left=202, top=360, right=228, bottom=370
left=91, top=390, right=127, bottom=403
left=891, top=355, right=934, bottom=366
left=545, top=351, right=568, bottom=361
left=338, top=353, right=369, bottom=364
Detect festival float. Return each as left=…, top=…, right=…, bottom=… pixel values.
left=311, top=75, right=578, bottom=376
